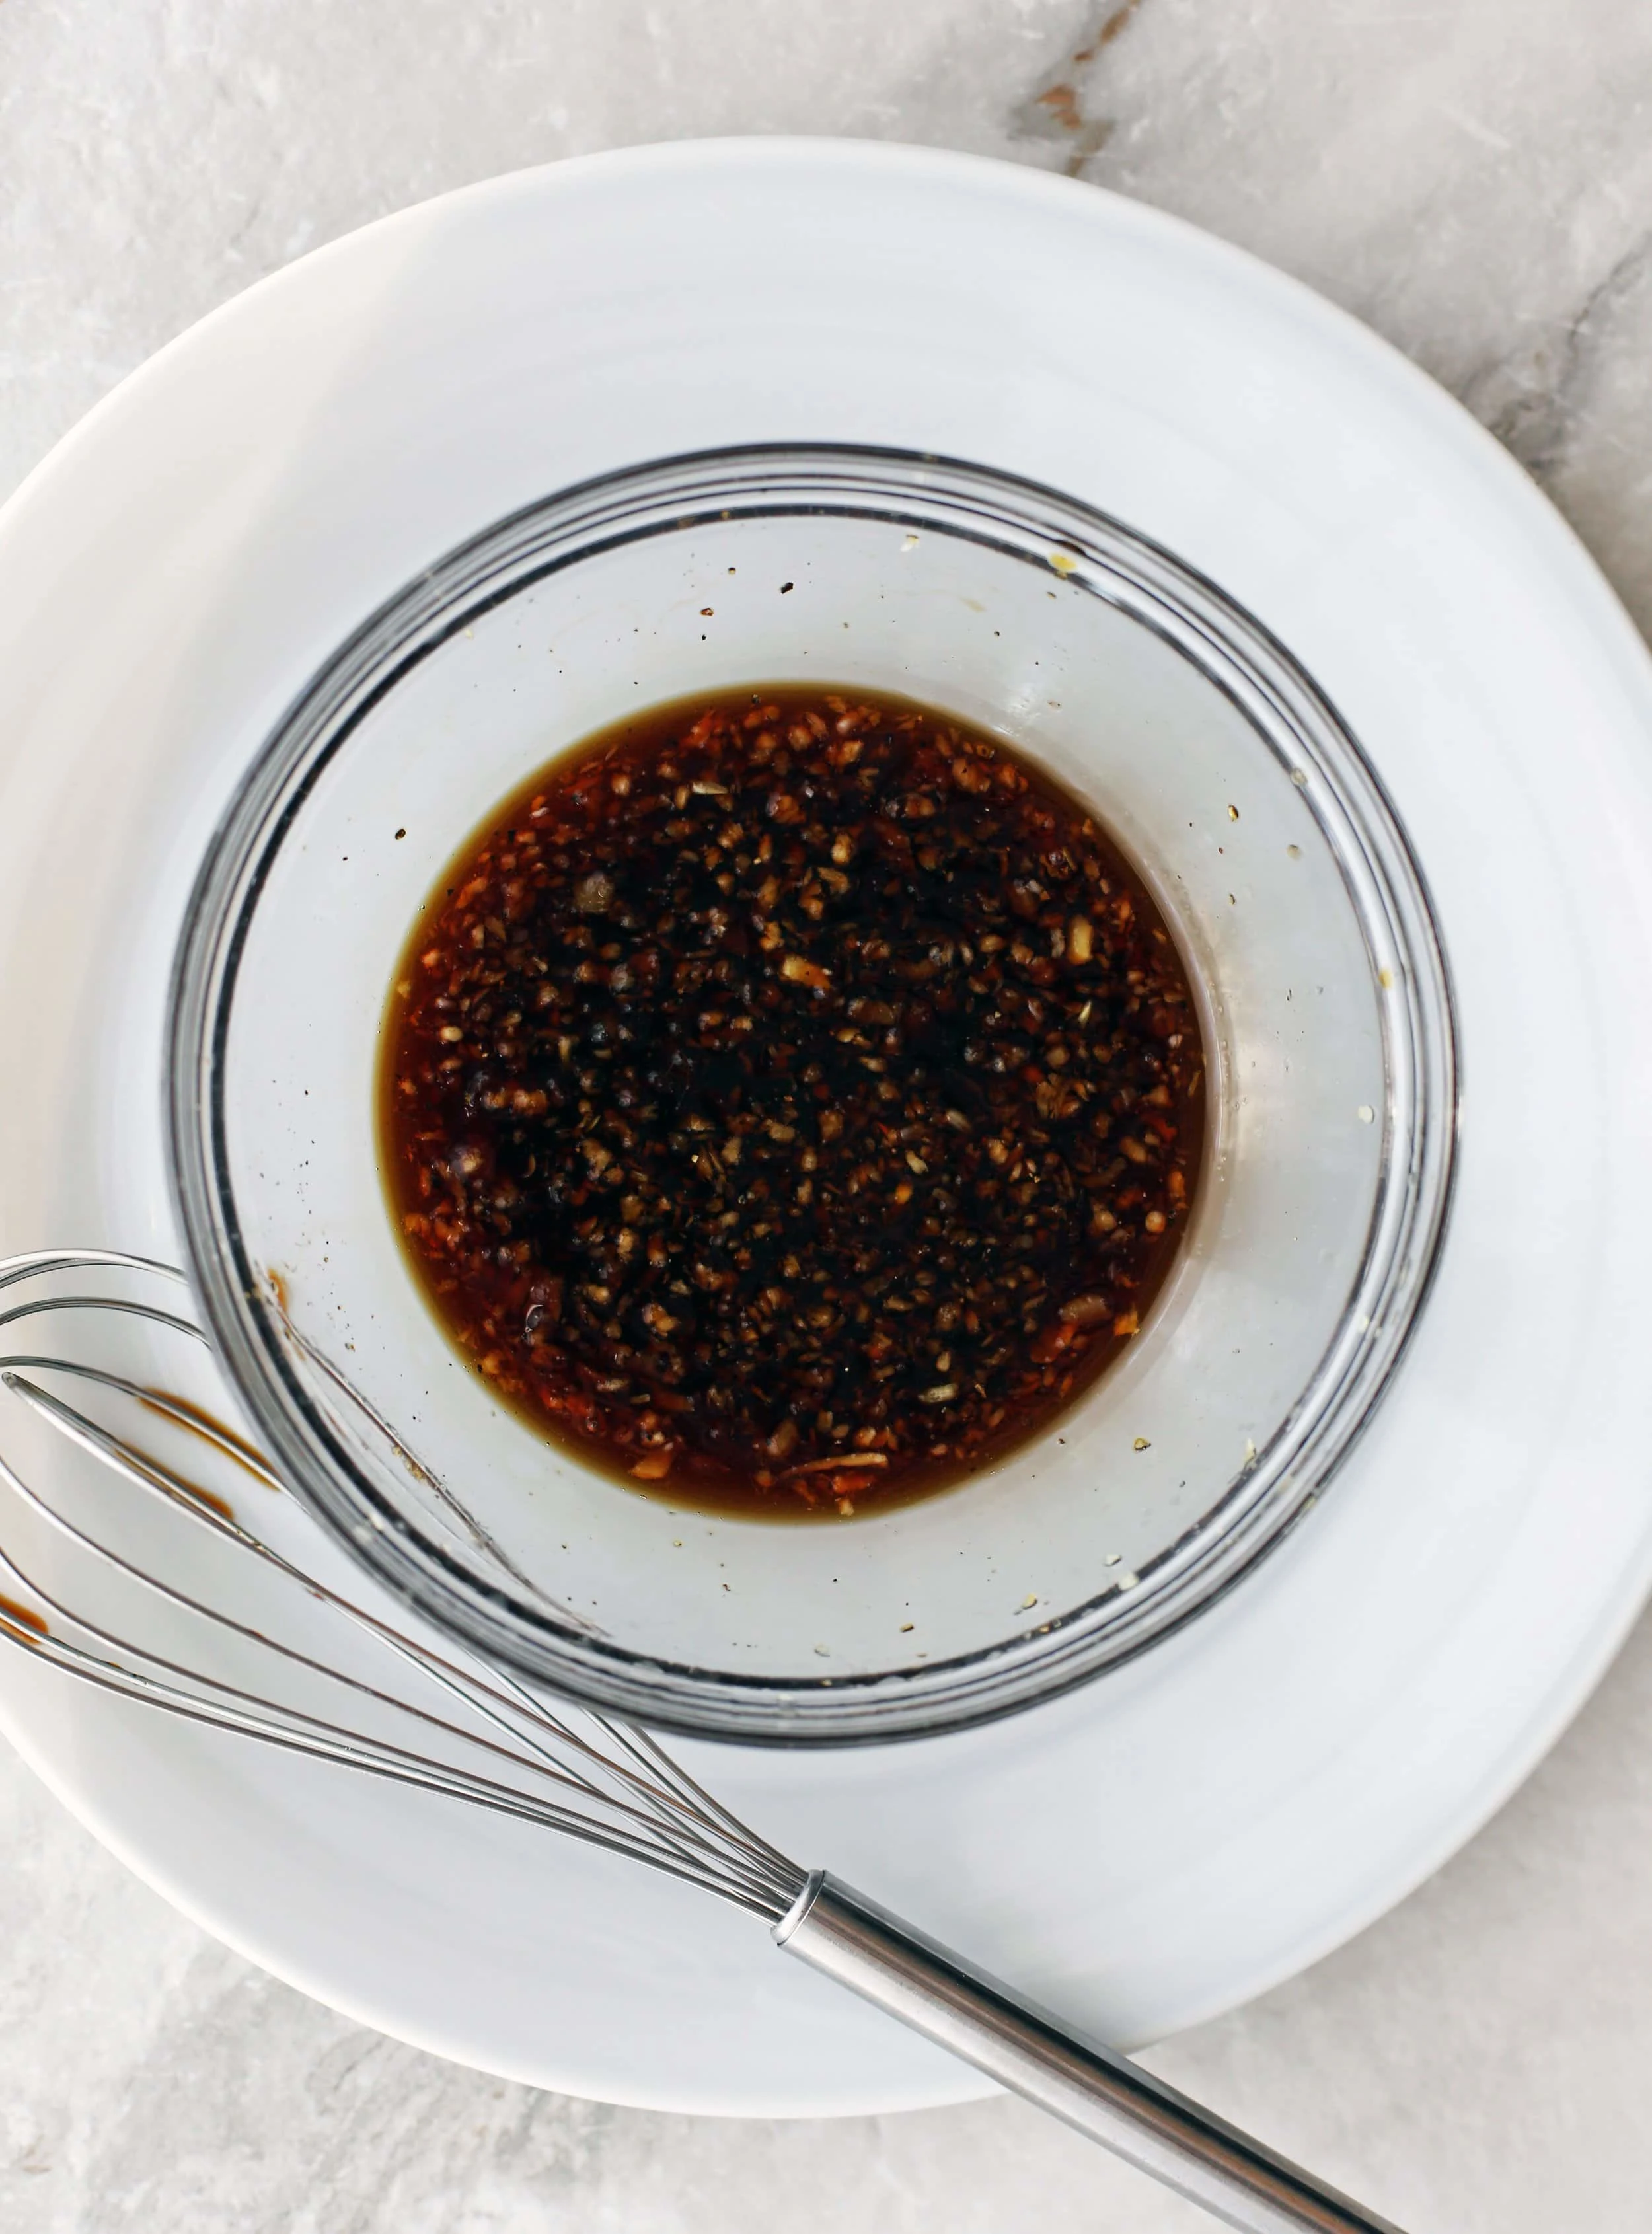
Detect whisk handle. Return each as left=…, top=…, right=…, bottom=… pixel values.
left=774, top=1873, right=1404, bottom=2234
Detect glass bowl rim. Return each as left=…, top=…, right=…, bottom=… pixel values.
left=165, top=439, right=1460, bottom=1746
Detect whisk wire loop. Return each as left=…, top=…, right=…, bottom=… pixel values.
left=0, top=1269, right=803, bottom=1918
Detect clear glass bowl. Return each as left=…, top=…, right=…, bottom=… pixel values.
left=167, top=445, right=1457, bottom=1744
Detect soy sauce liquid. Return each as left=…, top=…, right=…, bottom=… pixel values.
left=380, top=687, right=1205, bottom=1520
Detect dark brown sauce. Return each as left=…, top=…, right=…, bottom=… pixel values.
left=0, top=1590, right=47, bottom=1637
left=163, top=1471, right=236, bottom=1524
left=139, top=1388, right=273, bottom=1490
left=380, top=687, right=1205, bottom=1520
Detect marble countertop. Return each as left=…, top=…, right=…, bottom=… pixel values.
left=4, top=3, right=1652, bottom=2227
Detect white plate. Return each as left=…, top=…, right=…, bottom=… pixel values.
left=2, top=139, right=1652, bottom=2117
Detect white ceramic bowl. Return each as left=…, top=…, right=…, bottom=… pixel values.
left=3, top=139, right=1651, bottom=2108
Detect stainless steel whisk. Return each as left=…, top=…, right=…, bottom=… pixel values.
left=0, top=1249, right=1404, bottom=2234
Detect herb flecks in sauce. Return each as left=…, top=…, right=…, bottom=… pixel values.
left=382, top=690, right=1204, bottom=1518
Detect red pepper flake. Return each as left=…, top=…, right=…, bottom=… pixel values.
left=381, top=687, right=1205, bottom=1520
